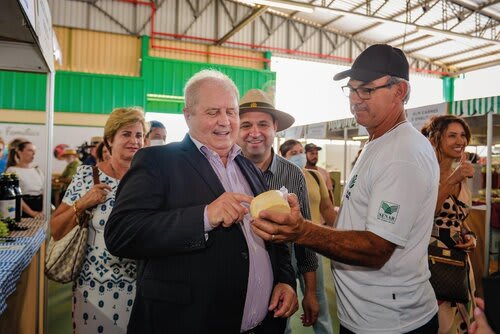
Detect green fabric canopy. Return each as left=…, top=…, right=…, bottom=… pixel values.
left=450, top=95, right=499, bottom=117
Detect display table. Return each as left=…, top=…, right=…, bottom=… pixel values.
left=0, top=218, right=46, bottom=333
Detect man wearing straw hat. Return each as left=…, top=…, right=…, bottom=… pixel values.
left=250, top=45, right=440, bottom=334
left=57, top=148, right=82, bottom=199
left=237, top=89, right=335, bottom=334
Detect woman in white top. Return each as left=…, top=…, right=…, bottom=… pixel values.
left=6, top=140, right=44, bottom=218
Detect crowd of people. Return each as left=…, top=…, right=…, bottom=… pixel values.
left=1, top=43, right=495, bottom=334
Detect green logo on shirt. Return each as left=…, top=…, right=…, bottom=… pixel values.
left=345, top=174, right=357, bottom=200
left=377, top=201, right=400, bottom=224
left=348, top=174, right=357, bottom=188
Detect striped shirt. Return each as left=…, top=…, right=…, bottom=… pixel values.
left=262, top=152, right=318, bottom=274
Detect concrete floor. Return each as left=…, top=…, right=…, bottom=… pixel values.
left=47, top=280, right=72, bottom=334
left=289, top=256, right=340, bottom=334
left=47, top=257, right=340, bottom=334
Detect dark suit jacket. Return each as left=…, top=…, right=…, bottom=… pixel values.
left=105, top=135, right=295, bottom=334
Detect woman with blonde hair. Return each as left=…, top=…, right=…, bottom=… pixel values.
left=421, top=115, right=477, bottom=334
left=50, top=107, right=146, bottom=333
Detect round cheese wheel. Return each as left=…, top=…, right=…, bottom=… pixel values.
left=250, top=190, right=290, bottom=218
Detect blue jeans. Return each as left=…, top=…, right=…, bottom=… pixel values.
left=286, top=253, right=334, bottom=334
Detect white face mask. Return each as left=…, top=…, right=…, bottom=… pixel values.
left=149, top=139, right=166, bottom=147
left=288, top=153, right=307, bottom=169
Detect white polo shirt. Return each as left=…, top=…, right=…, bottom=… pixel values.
left=332, top=122, right=439, bottom=333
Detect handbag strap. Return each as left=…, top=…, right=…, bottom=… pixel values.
left=92, top=166, right=100, bottom=185
left=78, top=166, right=100, bottom=228
left=307, top=170, right=321, bottom=187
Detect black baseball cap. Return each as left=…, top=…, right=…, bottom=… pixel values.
left=305, top=143, right=322, bottom=152
left=334, top=44, right=409, bottom=82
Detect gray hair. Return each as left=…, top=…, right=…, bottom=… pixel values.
left=183, top=69, right=239, bottom=110
left=388, top=76, right=411, bottom=104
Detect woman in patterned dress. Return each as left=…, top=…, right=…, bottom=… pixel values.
left=421, top=115, right=477, bottom=334
left=50, top=107, right=146, bottom=333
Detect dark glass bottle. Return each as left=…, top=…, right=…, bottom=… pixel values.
left=10, top=173, right=23, bottom=222
left=0, top=173, right=16, bottom=220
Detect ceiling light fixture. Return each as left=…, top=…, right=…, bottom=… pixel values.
left=239, top=0, right=315, bottom=13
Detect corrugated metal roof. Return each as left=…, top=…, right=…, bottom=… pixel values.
left=256, top=0, right=499, bottom=74
left=46, top=0, right=499, bottom=76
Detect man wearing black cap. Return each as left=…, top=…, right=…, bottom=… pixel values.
left=304, top=143, right=334, bottom=204
left=251, top=44, right=440, bottom=334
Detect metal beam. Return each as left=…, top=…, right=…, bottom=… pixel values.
left=219, top=0, right=236, bottom=26
left=258, top=16, right=287, bottom=45
left=350, top=0, right=392, bottom=36
left=289, top=20, right=305, bottom=42
left=448, top=0, right=500, bottom=21
left=447, top=49, right=500, bottom=66
left=405, top=38, right=450, bottom=53
left=137, top=0, right=166, bottom=35
left=351, top=22, right=381, bottom=37
left=321, top=31, right=337, bottom=52
left=184, top=0, right=198, bottom=17
left=259, top=15, right=271, bottom=34
left=393, top=34, right=433, bottom=48
left=454, top=59, right=500, bottom=75
left=422, top=0, right=499, bottom=37
left=430, top=43, right=495, bottom=61
left=383, top=30, right=419, bottom=44
left=91, top=3, right=135, bottom=35
left=181, top=0, right=214, bottom=35
left=294, top=28, right=320, bottom=50
left=217, top=6, right=268, bottom=45
left=411, top=0, right=441, bottom=24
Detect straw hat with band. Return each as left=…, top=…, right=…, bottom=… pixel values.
left=90, top=136, right=103, bottom=147
left=62, top=149, right=78, bottom=157
left=239, top=89, right=295, bottom=132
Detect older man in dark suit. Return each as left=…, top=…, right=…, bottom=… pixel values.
left=105, top=69, right=297, bottom=334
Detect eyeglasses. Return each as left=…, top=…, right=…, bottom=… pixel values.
left=341, top=82, right=395, bottom=100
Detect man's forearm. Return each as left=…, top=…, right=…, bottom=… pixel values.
left=296, top=222, right=395, bottom=269
left=320, top=199, right=336, bottom=227
left=302, top=271, right=317, bottom=297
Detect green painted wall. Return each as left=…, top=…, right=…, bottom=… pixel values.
left=143, top=56, right=275, bottom=114
left=55, top=72, right=145, bottom=114
left=0, top=70, right=146, bottom=114
left=0, top=36, right=275, bottom=115
left=0, top=71, right=46, bottom=111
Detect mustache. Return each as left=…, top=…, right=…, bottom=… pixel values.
left=351, top=104, right=367, bottom=113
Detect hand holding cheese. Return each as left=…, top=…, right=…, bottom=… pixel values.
left=206, top=192, right=254, bottom=228
left=250, top=190, right=291, bottom=218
